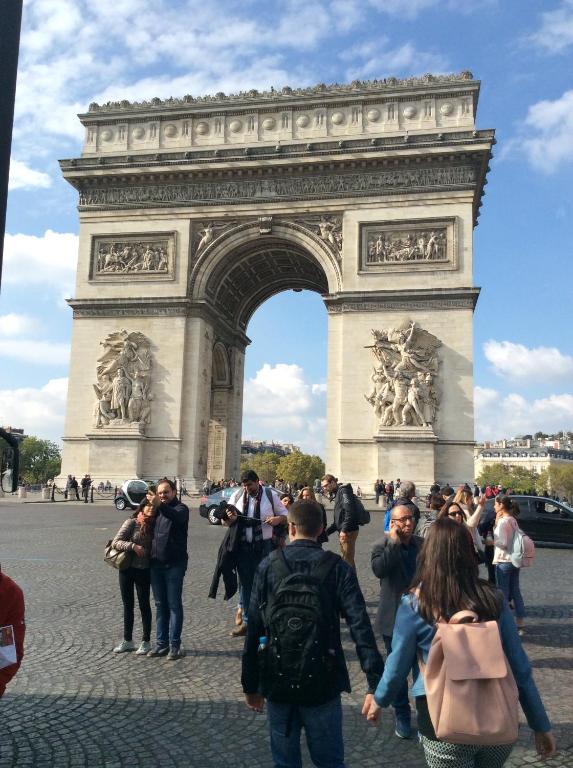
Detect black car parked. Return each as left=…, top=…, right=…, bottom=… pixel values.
left=484, top=495, right=573, bottom=547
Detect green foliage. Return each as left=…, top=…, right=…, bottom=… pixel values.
left=276, top=451, right=325, bottom=487
left=536, top=466, right=573, bottom=498
left=240, top=452, right=281, bottom=483
left=476, top=463, right=538, bottom=493
left=19, top=436, right=61, bottom=484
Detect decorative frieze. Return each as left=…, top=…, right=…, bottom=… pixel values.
left=90, top=233, right=175, bottom=281
left=359, top=218, right=457, bottom=273
left=79, top=164, right=477, bottom=210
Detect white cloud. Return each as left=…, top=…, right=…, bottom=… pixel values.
left=8, top=160, right=52, bottom=190
left=508, top=90, right=573, bottom=173
left=367, top=0, right=496, bottom=18
left=483, top=340, right=573, bottom=382
left=530, top=0, right=573, bottom=54
left=3, top=230, right=78, bottom=297
left=475, top=386, right=573, bottom=442
left=243, top=363, right=326, bottom=455
left=0, top=378, right=68, bottom=443
left=342, top=38, right=448, bottom=80
left=0, top=314, right=39, bottom=337
left=0, top=340, right=71, bottom=365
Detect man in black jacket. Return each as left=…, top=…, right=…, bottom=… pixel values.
left=371, top=505, right=423, bottom=739
left=242, top=500, right=383, bottom=768
left=147, top=478, right=189, bottom=660
left=321, top=473, right=360, bottom=570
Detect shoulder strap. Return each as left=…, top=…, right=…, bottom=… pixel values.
left=311, top=550, right=339, bottom=585
left=270, top=548, right=292, bottom=582
left=264, top=486, right=278, bottom=514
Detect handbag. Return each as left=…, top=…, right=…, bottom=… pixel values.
left=104, top=540, right=133, bottom=570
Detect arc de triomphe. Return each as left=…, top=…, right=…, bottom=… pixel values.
left=58, top=72, right=493, bottom=491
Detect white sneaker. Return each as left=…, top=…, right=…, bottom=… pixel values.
left=113, top=639, right=135, bottom=653
left=136, top=640, right=152, bottom=655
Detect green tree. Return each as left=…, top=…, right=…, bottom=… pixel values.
left=19, top=436, right=61, bottom=484
left=276, top=451, right=325, bottom=487
left=476, top=463, right=538, bottom=493
left=537, top=466, right=573, bottom=499
left=240, top=452, right=281, bottom=483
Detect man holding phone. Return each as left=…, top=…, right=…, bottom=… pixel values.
left=370, top=505, right=423, bottom=739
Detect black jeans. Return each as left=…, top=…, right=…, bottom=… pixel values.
left=119, top=567, right=152, bottom=642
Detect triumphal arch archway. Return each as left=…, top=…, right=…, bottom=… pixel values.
left=59, top=72, right=493, bottom=491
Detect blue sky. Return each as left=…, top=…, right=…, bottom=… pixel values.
left=1, top=0, right=573, bottom=456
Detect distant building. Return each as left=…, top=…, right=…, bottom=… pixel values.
left=241, top=440, right=299, bottom=457
left=475, top=436, right=573, bottom=477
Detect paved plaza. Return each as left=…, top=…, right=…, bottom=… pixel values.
left=0, top=499, right=571, bottom=768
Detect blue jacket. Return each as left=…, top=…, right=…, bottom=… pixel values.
left=242, top=539, right=384, bottom=698
left=374, top=592, right=551, bottom=733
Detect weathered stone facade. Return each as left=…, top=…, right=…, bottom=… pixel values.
left=59, top=73, right=494, bottom=489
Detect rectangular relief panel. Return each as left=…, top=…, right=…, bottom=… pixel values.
left=359, top=217, right=457, bottom=274
left=89, top=232, right=176, bottom=282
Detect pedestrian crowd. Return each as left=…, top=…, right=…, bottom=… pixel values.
left=1, top=469, right=558, bottom=768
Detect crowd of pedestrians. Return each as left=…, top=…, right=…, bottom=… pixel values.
left=0, top=461, right=559, bottom=768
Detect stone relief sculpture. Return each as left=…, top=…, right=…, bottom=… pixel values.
left=93, top=330, right=153, bottom=429
left=317, top=216, right=342, bottom=251
left=364, top=321, right=441, bottom=429
left=93, top=236, right=172, bottom=278
left=366, top=227, right=446, bottom=264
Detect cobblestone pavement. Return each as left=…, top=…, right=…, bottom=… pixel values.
left=0, top=501, right=571, bottom=768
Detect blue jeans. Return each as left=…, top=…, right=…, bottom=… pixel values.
left=150, top=561, right=187, bottom=648
left=237, top=540, right=272, bottom=624
left=267, top=696, right=345, bottom=768
left=496, top=563, right=526, bottom=619
left=383, top=635, right=411, bottom=719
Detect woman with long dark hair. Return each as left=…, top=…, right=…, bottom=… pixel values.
left=111, top=499, right=156, bottom=655
left=297, top=486, right=328, bottom=543
left=365, top=518, right=555, bottom=767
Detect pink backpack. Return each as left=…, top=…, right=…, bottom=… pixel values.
left=421, top=610, right=519, bottom=745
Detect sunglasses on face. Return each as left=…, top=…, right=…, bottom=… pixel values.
left=447, top=510, right=463, bottom=517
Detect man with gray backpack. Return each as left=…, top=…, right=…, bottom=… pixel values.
left=242, top=500, right=384, bottom=768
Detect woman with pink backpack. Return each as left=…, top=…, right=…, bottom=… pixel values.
left=493, top=495, right=529, bottom=637
left=364, top=518, right=556, bottom=767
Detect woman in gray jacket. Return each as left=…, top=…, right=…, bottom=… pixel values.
left=111, top=501, right=155, bottom=654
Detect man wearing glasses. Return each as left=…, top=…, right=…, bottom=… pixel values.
left=147, top=478, right=189, bottom=660
left=371, top=505, right=423, bottom=740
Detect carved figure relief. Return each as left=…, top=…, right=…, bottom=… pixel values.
left=360, top=219, right=456, bottom=273
left=93, top=330, right=153, bottom=429
left=92, top=234, right=174, bottom=280
left=364, top=321, right=441, bottom=429
left=366, top=227, right=446, bottom=264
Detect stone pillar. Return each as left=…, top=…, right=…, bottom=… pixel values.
left=178, top=316, right=214, bottom=492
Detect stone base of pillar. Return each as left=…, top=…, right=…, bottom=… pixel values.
left=86, top=425, right=147, bottom=481
left=374, top=426, right=438, bottom=490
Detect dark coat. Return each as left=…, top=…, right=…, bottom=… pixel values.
left=371, top=534, right=423, bottom=637
left=326, top=483, right=359, bottom=535
left=208, top=523, right=241, bottom=600
left=150, top=498, right=189, bottom=565
left=242, top=539, right=384, bottom=699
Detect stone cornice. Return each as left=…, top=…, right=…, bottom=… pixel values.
left=60, top=129, right=495, bottom=175
left=323, top=287, right=481, bottom=313
left=67, top=297, right=250, bottom=348
left=83, top=72, right=478, bottom=117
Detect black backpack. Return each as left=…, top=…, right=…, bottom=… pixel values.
left=353, top=495, right=370, bottom=526
left=259, top=549, right=340, bottom=705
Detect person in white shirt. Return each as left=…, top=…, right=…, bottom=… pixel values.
left=224, top=470, right=287, bottom=637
